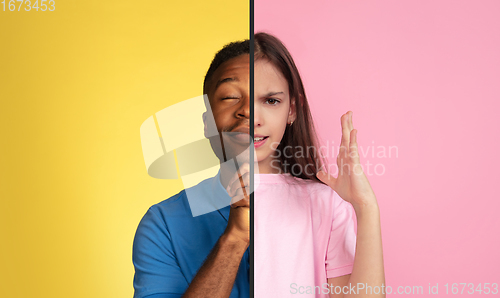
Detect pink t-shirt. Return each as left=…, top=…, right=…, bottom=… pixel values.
left=254, top=173, right=357, bottom=297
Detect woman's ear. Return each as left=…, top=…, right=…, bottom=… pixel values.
left=288, top=98, right=297, bottom=124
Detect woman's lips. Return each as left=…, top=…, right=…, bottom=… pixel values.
left=253, top=136, right=268, bottom=149
left=224, top=132, right=269, bottom=148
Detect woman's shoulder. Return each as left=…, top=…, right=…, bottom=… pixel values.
left=285, top=175, right=345, bottom=203
left=255, top=173, right=346, bottom=203
left=286, top=176, right=352, bottom=220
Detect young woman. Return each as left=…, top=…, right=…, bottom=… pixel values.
left=253, top=32, right=386, bottom=297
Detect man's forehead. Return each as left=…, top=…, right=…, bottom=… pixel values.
left=207, top=56, right=248, bottom=97
left=206, top=54, right=250, bottom=102
left=212, top=54, right=250, bottom=78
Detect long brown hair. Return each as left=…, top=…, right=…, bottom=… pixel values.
left=255, top=32, right=326, bottom=183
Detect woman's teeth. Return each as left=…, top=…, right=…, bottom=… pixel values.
left=254, top=137, right=266, bottom=142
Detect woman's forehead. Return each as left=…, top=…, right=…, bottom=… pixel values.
left=255, top=60, right=288, bottom=91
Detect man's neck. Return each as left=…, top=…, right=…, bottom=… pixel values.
left=219, top=157, right=284, bottom=188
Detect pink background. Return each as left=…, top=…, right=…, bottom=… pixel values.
left=256, top=0, right=500, bottom=296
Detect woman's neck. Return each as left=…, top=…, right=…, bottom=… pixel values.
left=218, top=159, right=283, bottom=188
left=256, top=159, right=283, bottom=174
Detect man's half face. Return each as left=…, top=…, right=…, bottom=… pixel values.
left=203, top=54, right=250, bottom=162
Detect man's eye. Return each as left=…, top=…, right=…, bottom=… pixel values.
left=266, top=98, right=280, bottom=105
left=222, top=96, right=239, bottom=100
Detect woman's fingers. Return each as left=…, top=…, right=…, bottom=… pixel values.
left=338, top=112, right=354, bottom=175
left=350, top=129, right=363, bottom=175
left=348, top=111, right=354, bottom=131
left=335, top=111, right=364, bottom=179
left=347, top=112, right=362, bottom=173
left=339, top=113, right=349, bottom=159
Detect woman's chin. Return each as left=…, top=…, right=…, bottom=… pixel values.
left=255, top=152, right=270, bottom=164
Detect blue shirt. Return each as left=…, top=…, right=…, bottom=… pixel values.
left=132, top=170, right=250, bottom=298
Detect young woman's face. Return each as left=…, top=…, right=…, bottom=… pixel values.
left=254, top=59, right=296, bottom=174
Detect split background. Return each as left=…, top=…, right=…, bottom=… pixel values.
left=1, top=0, right=499, bottom=297
left=0, top=1, right=248, bottom=297
left=255, top=0, right=500, bottom=296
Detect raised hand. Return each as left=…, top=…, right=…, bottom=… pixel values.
left=316, top=111, right=378, bottom=211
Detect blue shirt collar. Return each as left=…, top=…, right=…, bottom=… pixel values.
left=213, top=169, right=230, bottom=222
left=184, top=168, right=231, bottom=219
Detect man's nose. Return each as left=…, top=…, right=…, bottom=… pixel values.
left=236, top=96, right=250, bottom=119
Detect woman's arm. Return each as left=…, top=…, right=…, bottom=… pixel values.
left=317, top=111, right=386, bottom=298
left=327, top=203, right=385, bottom=298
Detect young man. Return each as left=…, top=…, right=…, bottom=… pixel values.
left=132, top=40, right=251, bottom=298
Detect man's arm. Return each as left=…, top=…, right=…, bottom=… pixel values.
left=182, top=206, right=249, bottom=298
left=182, top=166, right=250, bottom=298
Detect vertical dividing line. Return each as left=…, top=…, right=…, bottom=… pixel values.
left=249, top=0, right=255, bottom=296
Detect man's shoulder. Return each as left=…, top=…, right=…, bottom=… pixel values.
left=148, top=188, right=193, bottom=220
left=155, top=188, right=188, bottom=208
left=148, top=175, right=217, bottom=218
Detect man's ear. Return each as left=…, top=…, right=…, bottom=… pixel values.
left=288, top=98, right=297, bottom=124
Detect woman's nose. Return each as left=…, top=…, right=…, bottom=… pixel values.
left=254, top=104, right=262, bottom=127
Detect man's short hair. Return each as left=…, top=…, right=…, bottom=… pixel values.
left=203, top=39, right=250, bottom=97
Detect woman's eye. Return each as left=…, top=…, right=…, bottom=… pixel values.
left=266, top=98, right=280, bottom=105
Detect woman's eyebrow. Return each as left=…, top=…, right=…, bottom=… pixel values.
left=263, top=91, right=284, bottom=97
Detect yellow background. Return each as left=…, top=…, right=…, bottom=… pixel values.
left=0, top=1, right=248, bottom=297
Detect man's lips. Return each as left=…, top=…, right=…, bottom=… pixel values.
left=222, top=130, right=251, bottom=144
left=232, top=126, right=250, bottom=134
left=231, top=133, right=252, bottom=143
left=222, top=126, right=250, bottom=143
